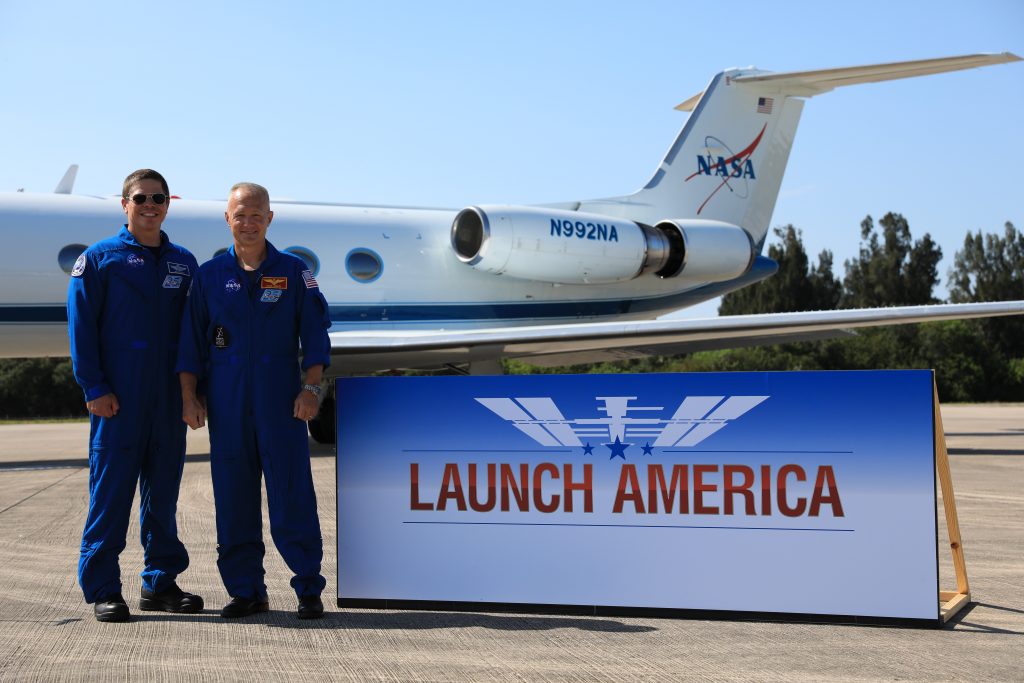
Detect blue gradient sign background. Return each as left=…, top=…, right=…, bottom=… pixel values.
left=337, top=370, right=937, bottom=620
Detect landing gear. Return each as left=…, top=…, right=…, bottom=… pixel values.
left=308, top=394, right=336, bottom=444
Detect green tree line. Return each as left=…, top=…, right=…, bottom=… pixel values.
left=0, top=357, right=85, bottom=419
left=2, top=215, right=1021, bottom=417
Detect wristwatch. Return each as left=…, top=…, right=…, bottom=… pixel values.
left=302, top=383, right=322, bottom=398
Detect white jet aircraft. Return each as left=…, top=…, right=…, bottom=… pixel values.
left=1, top=53, right=1022, bottom=439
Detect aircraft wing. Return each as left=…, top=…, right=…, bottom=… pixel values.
left=327, top=300, right=1024, bottom=373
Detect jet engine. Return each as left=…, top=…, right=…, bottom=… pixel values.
left=652, top=219, right=756, bottom=282
left=451, top=205, right=755, bottom=285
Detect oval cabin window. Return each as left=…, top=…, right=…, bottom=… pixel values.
left=345, top=249, right=383, bottom=283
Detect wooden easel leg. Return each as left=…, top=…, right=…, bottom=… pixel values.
left=933, top=380, right=971, bottom=623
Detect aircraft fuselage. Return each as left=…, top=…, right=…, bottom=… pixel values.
left=0, top=192, right=756, bottom=358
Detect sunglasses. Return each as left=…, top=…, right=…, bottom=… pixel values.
left=126, top=193, right=169, bottom=205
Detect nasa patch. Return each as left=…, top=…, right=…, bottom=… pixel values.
left=127, top=254, right=145, bottom=268
left=260, top=288, right=283, bottom=303
left=224, top=278, right=242, bottom=294
left=71, top=254, right=87, bottom=277
left=213, top=325, right=231, bottom=349
left=162, top=275, right=184, bottom=289
left=167, top=262, right=190, bottom=276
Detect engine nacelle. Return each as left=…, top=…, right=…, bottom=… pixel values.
left=653, top=219, right=756, bottom=281
left=451, top=205, right=680, bottom=285
left=451, top=206, right=756, bottom=285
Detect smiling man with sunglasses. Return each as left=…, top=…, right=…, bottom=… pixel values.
left=67, top=168, right=203, bottom=622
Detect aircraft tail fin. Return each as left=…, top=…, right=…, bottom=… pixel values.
left=54, top=164, right=79, bottom=194
left=578, top=53, right=1020, bottom=250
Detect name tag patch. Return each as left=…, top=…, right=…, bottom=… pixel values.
left=261, top=276, right=287, bottom=289
left=260, top=288, right=283, bottom=303
left=162, top=275, right=184, bottom=289
left=167, top=262, right=190, bottom=275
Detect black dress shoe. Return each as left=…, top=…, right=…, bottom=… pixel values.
left=221, top=596, right=270, bottom=619
left=139, top=584, right=204, bottom=613
left=297, top=595, right=324, bottom=619
left=94, top=593, right=130, bottom=623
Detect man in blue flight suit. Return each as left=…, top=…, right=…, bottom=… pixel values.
left=67, top=169, right=204, bottom=622
left=177, top=182, right=330, bottom=619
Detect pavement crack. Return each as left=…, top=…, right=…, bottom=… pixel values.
left=0, top=467, right=82, bottom=515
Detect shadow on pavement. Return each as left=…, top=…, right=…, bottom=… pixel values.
left=0, top=444, right=336, bottom=471
left=945, top=602, right=1024, bottom=635
left=948, top=449, right=1024, bottom=456
left=269, top=610, right=659, bottom=633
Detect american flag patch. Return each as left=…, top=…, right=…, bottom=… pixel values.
left=757, top=97, right=773, bottom=114
left=302, top=270, right=318, bottom=289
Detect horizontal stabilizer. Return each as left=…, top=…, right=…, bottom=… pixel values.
left=675, top=52, right=1021, bottom=109
left=731, top=52, right=1021, bottom=96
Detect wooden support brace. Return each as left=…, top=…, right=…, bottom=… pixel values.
left=933, top=380, right=971, bottom=623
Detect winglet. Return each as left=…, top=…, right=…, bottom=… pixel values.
left=54, top=164, right=79, bottom=194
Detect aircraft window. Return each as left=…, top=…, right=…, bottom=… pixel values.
left=58, top=244, right=88, bottom=274
left=213, top=247, right=229, bottom=258
left=284, top=246, right=320, bottom=277
left=346, top=248, right=382, bottom=283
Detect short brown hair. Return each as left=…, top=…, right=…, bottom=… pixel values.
left=122, top=169, right=169, bottom=198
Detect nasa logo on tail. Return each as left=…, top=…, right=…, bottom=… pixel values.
left=686, top=123, right=767, bottom=214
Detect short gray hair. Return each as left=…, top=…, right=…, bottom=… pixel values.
left=229, top=182, right=270, bottom=206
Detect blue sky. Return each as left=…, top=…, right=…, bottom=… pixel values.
left=2, top=1, right=1021, bottom=314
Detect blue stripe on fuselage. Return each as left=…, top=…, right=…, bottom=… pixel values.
left=1, top=257, right=776, bottom=326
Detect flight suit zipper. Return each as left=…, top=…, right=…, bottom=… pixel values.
left=244, top=265, right=257, bottom=420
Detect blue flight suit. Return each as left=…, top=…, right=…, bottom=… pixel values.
left=67, top=226, right=198, bottom=603
left=177, top=241, right=330, bottom=600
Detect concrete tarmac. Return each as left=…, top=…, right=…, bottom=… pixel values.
left=0, top=405, right=1021, bottom=681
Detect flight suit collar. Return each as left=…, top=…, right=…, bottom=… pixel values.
left=117, top=225, right=169, bottom=254
left=225, top=242, right=286, bottom=316
left=112, top=225, right=170, bottom=303
left=226, top=240, right=283, bottom=276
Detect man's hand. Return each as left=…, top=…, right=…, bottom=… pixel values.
left=182, top=395, right=207, bottom=430
left=179, top=371, right=206, bottom=429
left=294, top=388, right=320, bottom=422
left=87, top=393, right=119, bottom=419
